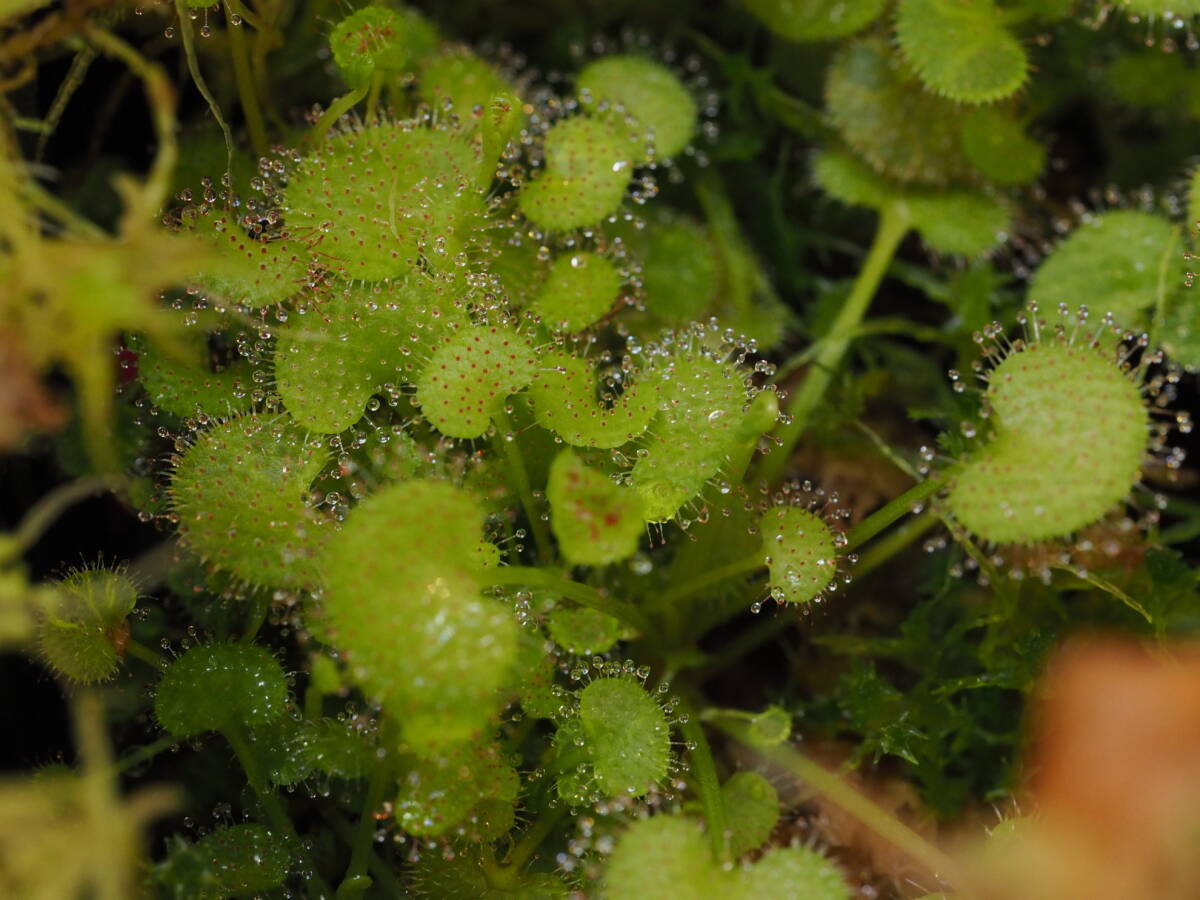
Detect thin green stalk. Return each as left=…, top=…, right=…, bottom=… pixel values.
left=655, top=552, right=764, bottom=609
left=759, top=204, right=911, bottom=486
left=304, top=682, right=324, bottom=721
left=311, top=85, right=368, bottom=141
left=489, top=805, right=567, bottom=886
left=337, top=760, right=389, bottom=898
left=16, top=176, right=106, bottom=238
left=328, top=811, right=403, bottom=895
left=174, top=0, right=235, bottom=176
left=365, top=71, right=383, bottom=124
left=124, top=638, right=166, bottom=670
left=224, top=5, right=269, bottom=160
left=112, top=734, right=178, bottom=775
left=717, top=718, right=972, bottom=894
left=240, top=591, right=270, bottom=643
left=1150, top=224, right=1181, bottom=347
left=225, top=727, right=333, bottom=899
left=844, top=473, right=949, bottom=552
left=493, top=409, right=554, bottom=563
left=487, top=566, right=651, bottom=635
left=82, top=24, right=176, bottom=219
left=679, top=704, right=729, bottom=864
left=852, top=508, right=939, bottom=579
left=0, top=474, right=123, bottom=564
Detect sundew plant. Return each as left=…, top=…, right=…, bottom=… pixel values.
left=4, top=0, right=1200, bottom=897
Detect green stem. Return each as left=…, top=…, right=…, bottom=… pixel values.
left=844, top=473, right=949, bottom=552
left=327, top=811, right=404, bottom=896
left=655, top=553, right=764, bottom=609
left=311, top=85, right=369, bottom=142
left=18, top=177, right=106, bottom=239
left=492, top=409, right=554, bottom=563
left=241, top=591, right=270, bottom=643
left=679, top=704, right=729, bottom=864
left=82, top=24, right=177, bottom=219
left=224, top=4, right=269, bottom=160
left=759, top=204, right=911, bottom=486
left=492, top=805, right=567, bottom=884
left=1150, top=224, right=1181, bottom=347
left=0, top=475, right=123, bottom=564
left=174, top=0, right=235, bottom=176
left=336, top=760, right=389, bottom=898
left=225, top=727, right=333, bottom=899
left=717, top=718, right=971, bottom=893
left=125, top=637, right=166, bottom=670
left=112, top=734, right=178, bottom=775
left=487, top=566, right=651, bottom=635
left=852, top=508, right=939, bottom=579
left=304, top=682, right=324, bottom=721
left=365, top=71, right=383, bottom=124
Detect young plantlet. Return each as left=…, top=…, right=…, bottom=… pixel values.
left=38, top=568, right=138, bottom=684
left=419, top=46, right=524, bottom=131
left=131, top=330, right=252, bottom=421
left=409, top=849, right=569, bottom=898
left=894, top=0, right=1028, bottom=104
left=718, top=771, right=780, bottom=858
left=744, top=0, right=887, bottom=41
left=622, top=214, right=720, bottom=325
left=273, top=276, right=464, bottom=434
left=945, top=303, right=1183, bottom=545
left=603, top=810, right=850, bottom=899
left=158, top=824, right=292, bottom=899
left=546, top=605, right=624, bottom=655
left=329, top=5, right=438, bottom=93
left=250, top=715, right=374, bottom=786
left=1028, top=210, right=1182, bottom=330
left=179, top=205, right=311, bottom=311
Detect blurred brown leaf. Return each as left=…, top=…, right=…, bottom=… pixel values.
left=977, top=636, right=1200, bottom=900
left=0, top=328, right=65, bottom=450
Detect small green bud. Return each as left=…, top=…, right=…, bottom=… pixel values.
left=329, top=6, right=437, bottom=90
left=762, top=507, right=839, bottom=604
left=38, top=569, right=137, bottom=684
